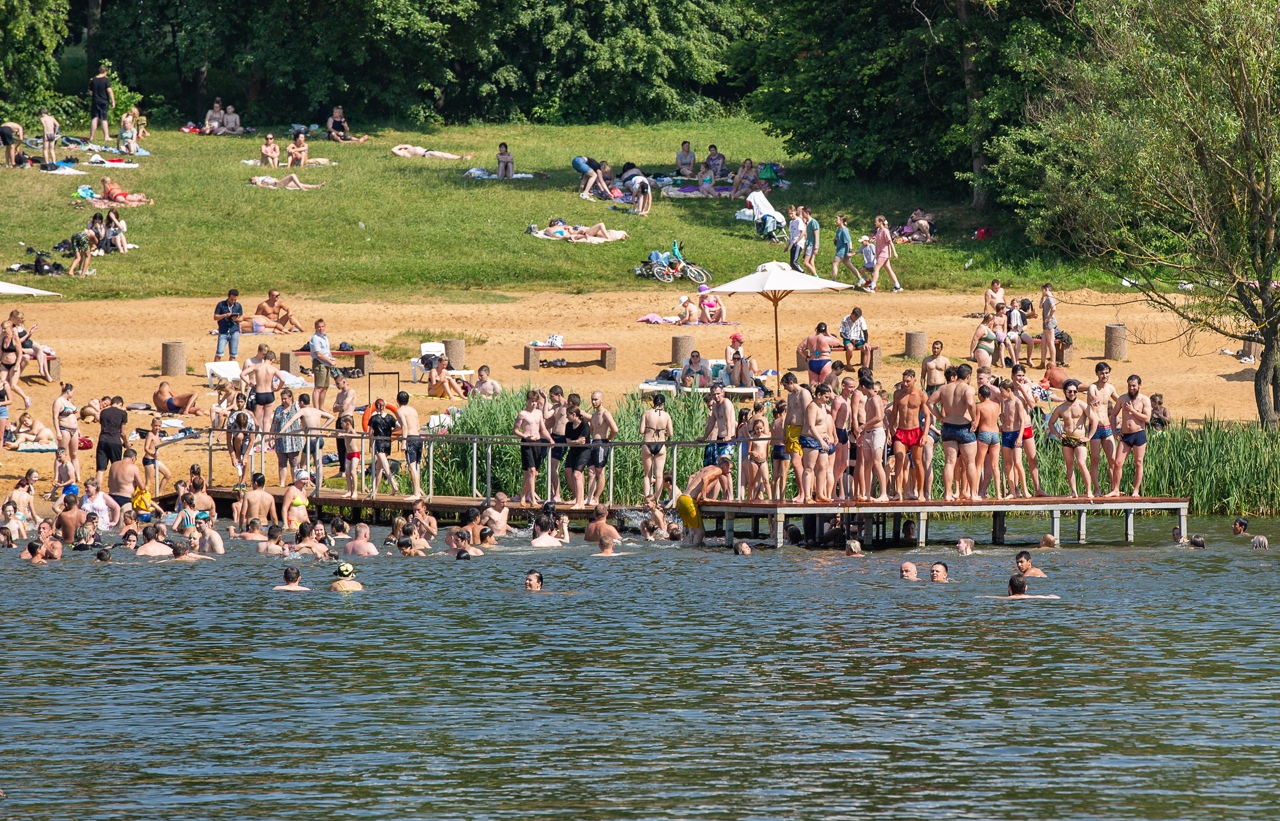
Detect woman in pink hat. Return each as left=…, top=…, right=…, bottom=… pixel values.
left=725, top=332, right=756, bottom=387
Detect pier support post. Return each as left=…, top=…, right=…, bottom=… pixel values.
left=1077, top=510, right=1088, bottom=544
left=1051, top=510, right=1061, bottom=542
left=892, top=513, right=902, bottom=544
left=725, top=513, right=735, bottom=548
left=992, top=511, right=1006, bottom=545
left=1179, top=506, right=1188, bottom=539
left=918, top=512, right=928, bottom=546
left=1125, top=509, right=1135, bottom=542
left=774, top=514, right=785, bottom=548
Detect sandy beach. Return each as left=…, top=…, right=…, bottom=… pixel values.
left=5, top=287, right=1254, bottom=500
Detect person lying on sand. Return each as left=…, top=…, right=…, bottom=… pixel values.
left=249, top=174, right=325, bottom=190
left=391, top=145, right=475, bottom=160
left=153, top=382, right=207, bottom=416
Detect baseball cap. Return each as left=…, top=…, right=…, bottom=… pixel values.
left=859, top=235, right=871, bottom=243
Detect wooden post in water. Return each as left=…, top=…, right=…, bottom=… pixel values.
left=992, top=511, right=1006, bottom=545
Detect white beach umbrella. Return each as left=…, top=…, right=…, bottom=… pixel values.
left=0, top=280, right=62, bottom=298
left=710, top=262, right=854, bottom=392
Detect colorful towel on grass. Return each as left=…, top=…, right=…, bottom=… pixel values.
left=636, top=316, right=740, bottom=325
left=662, top=185, right=733, bottom=199
left=533, top=229, right=629, bottom=243
left=84, top=197, right=149, bottom=208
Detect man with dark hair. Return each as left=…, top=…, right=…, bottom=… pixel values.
left=95, top=396, right=128, bottom=487
left=1232, top=517, right=1249, bottom=536
left=990, top=573, right=1060, bottom=600
left=930, top=561, right=950, bottom=583
left=242, top=472, right=279, bottom=529
left=933, top=362, right=978, bottom=500
left=524, top=570, right=544, bottom=590
left=1086, top=362, right=1119, bottom=492
left=1015, top=550, right=1047, bottom=578
left=1047, top=378, right=1097, bottom=498
left=584, top=504, right=621, bottom=546
left=107, top=447, right=145, bottom=511
left=275, top=565, right=310, bottom=591
left=1108, top=373, right=1152, bottom=497
left=214, top=289, right=243, bottom=361
left=136, top=525, right=173, bottom=557
left=89, top=65, right=115, bottom=144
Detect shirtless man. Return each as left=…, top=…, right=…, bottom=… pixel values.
left=281, top=471, right=311, bottom=529
left=998, top=378, right=1031, bottom=497
left=889, top=369, right=930, bottom=500
left=798, top=322, right=843, bottom=386
left=480, top=492, right=510, bottom=538
left=530, top=515, right=563, bottom=547
left=243, top=350, right=282, bottom=432
left=854, top=373, right=889, bottom=502
left=394, top=391, right=424, bottom=500
left=586, top=391, right=619, bottom=505
left=1015, top=550, right=1047, bottom=578
left=274, top=566, right=309, bottom=591
left=255, top=290, right=303, bottom=332
left=701, top=384, right=735, bottom=500
left=196, top=519, right=225, bottom=554
left=135, top=525, right=173, bottom=558
left=472, top=365, right=501, bottom=398
left=428, top=356, right=466, bottom=400
left=107, top=448, right=145, bottom=511
left=409, top=499, right=439, bottom=543
left=231, top=518, right=268, bottom=541
left=932, top=363, right=978, bottom=501
left=900, top=561, right=920, bottom=581
left=171, top=540, right=214, bottom=563
left=781, top=373, right=811, bottom=503
left=922, top=340, right=951, bottom=397
left=343, top=523, right=379, bottom=557
left=829, top=380, right=851, bottom=500
left=1009, top=364, right=1047, bottom=496
left=1108, top=374, right=1152, bottom=497
left=242, top=472, right=280, bottom=530
left=799, top=383, right=834, bottom=503
left=142, top=419, right=172, bottom=494
left=55, top=495, right=87, bottom=544
left=1046, top=379, right=1097, bottom=497
left=514, top=390, right=552, bottom=506
left=153, top=382, right=206, bottom=416
left=676, top=455, right=733, bottom=545
left=583, top=504, right=622, bottom=545
left=1086, top=362, right=1119, bottom=493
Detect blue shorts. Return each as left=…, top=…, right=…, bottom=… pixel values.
left=842, top=338, right=865, bottom=349
left=572, top=156, right=591, bottom=175
left=703, top=442, right=732, bottom=467
left=1000, top=431, right=1021, bottom=449
left=941, top=422, right=976, bottom=445
left=64, top=483, right=80, bottom=498
left=799, top=435, right=823, bottom=451
left=0, top=405, right=8, bottom=419
left=1091, top=426, right=1113, bottom=440
left=772, top=444, right=786, bottom=461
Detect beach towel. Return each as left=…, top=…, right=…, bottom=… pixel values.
left=85, top=197, right=148, bottom=208
left=88, top=153, right=140, bottom=168
left=17, top=443, right=59, bottom=452
left=43, top=167, right=87, bottom=175
left=747, top=191, right=785, bottom=224
left=662, top=185, right=733, bottom=199
left=636, top=314, right=680, bottom=324
left=532, top=228, right=628, bottom=244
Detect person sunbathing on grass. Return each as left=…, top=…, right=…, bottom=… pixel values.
left=101, top=177, right=153, bottom=205
left=542, top=219, right=624, bottom=243
left=391, top=145, right=475, bottom=160
left=249, top=174, right=325, bottom=190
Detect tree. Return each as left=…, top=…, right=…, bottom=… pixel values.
left=0, top=0, right=69, bottom=110
left=749, top=0, right=1072, bottom=204
left=992, top=0, right=1280, bottom=424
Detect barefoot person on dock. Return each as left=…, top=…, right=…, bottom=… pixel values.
left=1108, top=374, right=1152, bottom=498
left=1046, top=379, right=1097, bottom=498
left=933, top=363, right=978, bottom=501
left=889, top=369, right=930, bottom=501
left=514, top=390, right=552, bottom=506
left=1086, top=362, right=1119, bottom=493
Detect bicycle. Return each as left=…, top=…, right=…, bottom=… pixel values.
left=24, top=134, right=84, bottom=151
left=633, top=241, right=712, bottom=285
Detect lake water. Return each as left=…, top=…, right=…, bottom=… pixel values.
left=3, top=514, right=1277, bottom=820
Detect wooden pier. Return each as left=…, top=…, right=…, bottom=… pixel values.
left=697, top=496, right=1190, bottom=548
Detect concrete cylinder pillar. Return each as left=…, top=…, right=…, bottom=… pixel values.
left=161, top=341, right=186, bottom=377
left=905, top=331, right=928, bottom=360
left=443, top=338, right=466, bottom=370
left=867, top=346, right=883, bottom=372
left=672, top=335, right=694, bottom=366
left=1104, top=324, right=1127, bottom=361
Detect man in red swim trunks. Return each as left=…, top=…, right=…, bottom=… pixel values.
left=888, top=368, right=931, bottom=500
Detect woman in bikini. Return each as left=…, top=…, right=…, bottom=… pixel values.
left=698, top=289, right=727, bottom=323
left=5, top=470, right=39, bottom=525
left=249, top=174, right=326, bottom=190
left=798, top=323, right=842, bottom=386
left=13, top=311, right=52, bottom=384
left=52, top=383, right=81, bottom=481
left=286, top=133, right=309, bottom=168
left=639, top=394, right=673, bottom=499
left=969, top=313, right=998, bottom=370
left=0, top=320, right=31, bottom=409
left=729, top=158, right=760, bottom=198
left=100, top=177, right=153, bottom=205
left=746, top=418, right=772, bottom=500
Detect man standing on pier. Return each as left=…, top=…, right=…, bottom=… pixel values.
left=933, top=363, right=978, bottom=501
left=587, top=391, right=618, bottom=506
left=514, top=390, right=552, bottom=506
left=782, top=373, right=811, bottom=503
left=396, top=391, right=424, bottom=500
left=1107, top=374, right=1151, bottom=498
left=889, top=369, right=930, bottom=500
left=701, top=383, right=736, bottom=500
left=1046, top=379, right=1097, bottom=498
left=1087, top=362, right=1119, bottom=493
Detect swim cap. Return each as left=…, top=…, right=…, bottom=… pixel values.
left=334, top=562, right=355, bottom=578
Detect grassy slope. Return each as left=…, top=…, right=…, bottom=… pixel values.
left=0, top=118, right=1109, bottom=301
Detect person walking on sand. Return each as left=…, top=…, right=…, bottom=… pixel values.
left=869, top=215, right=902, bottom=293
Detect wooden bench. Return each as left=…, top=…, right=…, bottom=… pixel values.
left=524, top=343, right=616, bottom=371
left=280, top=349, right=374, bottom=374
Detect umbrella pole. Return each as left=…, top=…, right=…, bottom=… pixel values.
left=773, top=297, right=781, bottom=397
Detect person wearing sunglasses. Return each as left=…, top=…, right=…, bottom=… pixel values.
left=1046, top=378, right=1097, bottom=498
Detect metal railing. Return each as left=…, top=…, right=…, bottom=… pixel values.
left=193, top=425, right=782, bottom=506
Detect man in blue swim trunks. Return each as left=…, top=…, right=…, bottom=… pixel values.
left=152, top=382, right=207, bottom=417
left=798, top=322, right=842, bottom=386
left=1106, top=373, right=1152, bottom=498
left=1086, top=361, right=1119, bottom=493
left=931, top=363, right=978, bottom=500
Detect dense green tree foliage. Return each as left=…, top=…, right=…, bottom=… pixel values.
left=992, top=0, right=1280, bottom=424
left=0, top=0, right=70, bottom=115
left=748, top=0, right=1073, bottom=204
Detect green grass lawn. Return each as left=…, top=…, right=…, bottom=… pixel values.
left=0, top=117, right=1111, bottom=301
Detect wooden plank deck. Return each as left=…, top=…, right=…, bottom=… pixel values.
left=697, top=496, right=1190, bottom=548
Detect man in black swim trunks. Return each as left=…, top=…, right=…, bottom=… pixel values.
left=1107, top=373, right=1152, bottom=498
left=366, top=397, right=399, bottom=500
left=106, top=448, right=144, bottom=511
left=514, top=390, right=553, bottom=506
left=544, top=386, right=569, bottom=503
left=0, top=120, right=24, bottom=168
left=88, top=65, right=115, bottom=145
left=95, top=396, right=127, bottom=488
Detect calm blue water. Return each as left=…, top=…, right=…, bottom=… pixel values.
left=3, top=515, right=1277, bottom=820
